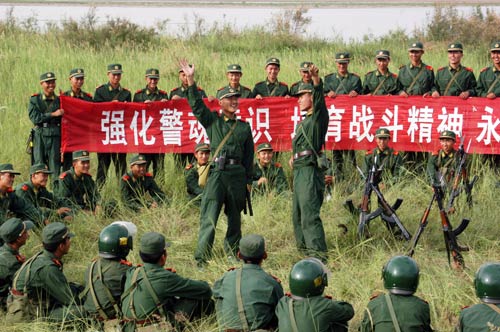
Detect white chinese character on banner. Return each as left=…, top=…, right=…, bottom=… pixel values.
left=407, top=106, right=434, bottom=143
left=247, top=107, right=272, bottom=142
left=130, top=110, right=155, bottom=146
left=437, top=106, right=463, bottom=134
left=101, top=110, right=127, bottom=145
left=477, top=106, right=500, bottom=145
left=290, top=106, right=306, bottom=139
left=159, top=108, right=183, bottom=146
left=326, top=104, right=345, bottom=143
left=188, top=112, right=208, bottom=144
left=381, top=105, right=403, bottom=142
left=349, top=105, right=374, bottom=142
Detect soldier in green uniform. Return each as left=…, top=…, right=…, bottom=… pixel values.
left=432, top=42, right=477, bottom=99
left=170, top=65, right=208, bottom=100
left=0, top=164, right=46, bottom=227
left=252, top=142, right=288, bottom=195
left=289, top=61, right=313, bottom=96
left=276, top=258, right=354, bottom=332
left=252, top=57, right=289, bottom=98
left=81, top=223, right=134, bottom=328
left=184, top=143, right=210, bottom=204
left=15, top=163, right=72, bottom=222
left=180, top=60, right=254, bottom=267
left=398, top=42, right=435, bottom=97
left=363, top=50, right=402, bottom=95
left=324, top=52, right=361, bottom=181
left=94, top=63, right=132, bottom=186
left=6, top=222, right=84, bottom=322
left=213, top=234, right=284, bottom=331
left=28, top=72, right=64, bottom=176
left=426, top=130, right=458, bottom=187
left=458, top=262, right=500, bottom=331
left=0, top=218, right=34, bottom=310
left=62, top=68, right=93, bottom=171
left=133, top=68, right=168, bottom=178
left=289, top=64, right=329, bottom=261
left=363, top=128, right=404, bottom=182
left=216, top=64, right=254, bottom=99
left=120, top=154, right=167, bottom=212
left=477, top=41, right=500, bottom=99
left=121, top=232, right=213, bottom=331
left=360, top=256, right=432, bottom=332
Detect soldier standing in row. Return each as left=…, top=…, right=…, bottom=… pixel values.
left=170, top=65, right=208, bottom=100
left=289, top=61, right=313, bottom=96
left=398, top=42, right=435, bottom=97
left=363, top=50, right=401, bottom=95
left=477, top=41, right=500, bottom=99
left=216, top=64, right=253, bottom=99
left=252, top=142, right=288, bottom=195
left=184, top=143, right=211, bottom=205
left=253, top=57, right=289, bottom=98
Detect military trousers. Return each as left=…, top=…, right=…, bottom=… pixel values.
left=33, top=127, right=61, bottom=177
left=96, top=152, right=127, bottom=186
left=194, top=166, right=246, bottom=263
left=292, top=165, right=327, bottom=259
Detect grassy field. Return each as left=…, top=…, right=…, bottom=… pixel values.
left=1, top=9, right=500, bottom=332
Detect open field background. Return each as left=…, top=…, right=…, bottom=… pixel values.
left=1, top=3, right=500, bottom=331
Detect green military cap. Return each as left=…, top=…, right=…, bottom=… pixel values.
left=195, top=143, right=210, bottom=153
left=42, top=222, right=75, bottom=244
left=439, top=130, right=456, bottom=141
left=107, top=63, right=123, bottom=74
left=145, top=68, right=160, bottom=78
left=239, top=234, right=265, bottom=258
left=40, top=72, right=56, bottom=83
left=490, top=41, right=500, bottom=52
left=295, top=82, right=313, bottom=96
left=218, top=86, right=241, bottom=99
left=375, top=50, right=391, bottom=59
left=130, top=154, right=147, bottom=166
left=0, top=163, right=20, bottom=175
left=140, top=232, right=170, bottom=255
left=72, top=150, right=90, bottom=161
left=266, top=57, right=280, bottom=67
left=227, top=64, right=242, bottom=73
left=335, top=52, right=351, bottom=63
left=408, top=41, right=424, bottom=51
left=447, top=42, right=463, bottom=52
left=257, top=142, right=273, bottom=152
left=30, top=163, right=53, bottom=175
left=0, top=218, right=34, bottom=244
left=375, top=127, right=391, bottom=138
left=299, top=61, right=313, bottom=71
left=69, top=68, right=85, bottom=79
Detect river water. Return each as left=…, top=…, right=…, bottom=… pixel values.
left=1, top=4, right=499, bottom=41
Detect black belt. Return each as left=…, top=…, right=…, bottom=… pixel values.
left=293, top=150, right=314, bottom=160
left=38, top=123, right=61, bottom=128
left=214, top=158, right=241, bottom=165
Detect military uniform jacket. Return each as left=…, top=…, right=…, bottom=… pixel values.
left=398, top=62, right=435, bottom=95
left=363, top=70, right=401, bottom=95
left=252, top=79, right=289, bottom=97
left=184, top=162, right=206, bottom=200
left=188, top=83, right=254, bottom=181
left=434, top=65, right=477, bottom=96
left=276, top=294, right=354, bottom=332
left=292, top=80, right=329, bottom=169
left=0, top=189, right=44, bottom=227
left=360, top=292, right=432, bottom=332
left=133, top=87, right=168, bottom=102
left=120, top=171, right=166, bottom=212
left=216, top=84, right=253, bottom=99
left=15, top=181, right=68, bottom=221
left=289, top=79, right=312, bottom=96
left=0, top=244, right=24, bottom=299
left=477, top=66, right=500, bottom=97
left=62, top=89, right=93, bottom=101
left=28, top=93, right=61, bottom=136
left=363, top=147, right=403, bottom=181
left=426, top=149, right=458, bottom=186
left=458, top=303, right=500, bottom=332
left=83, top=257, right=132, bottom=319
left=94, top=83, right=132, bottom=102
left=14, top=250, right=78, bottom=309
left=213, top=263, right=284, bottom=331
left=251, top=161, right=288, bottom=194
left=323, top=72, right=362, bottom=95
left=169, top=85, right=207, bottom=99
left=54, top=167, right=100, bottom=211
left=121, top=262, right=212, bottom=319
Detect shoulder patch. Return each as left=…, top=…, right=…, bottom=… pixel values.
left=481, top=67, right=489, bottom=73
left=438, top=67, right=446, bottom=71
left=123, top=87, right=130, bottom=91
left=217, top=86, right=225, bottom=91
left=392, top=73, right=398, bottom=78
left=255, top=80, right=265, bottom=85
left=165, top=267, right=176, bottom=273
left=271, top=274, right=282, bottom=283
left=285, top=292, right=292, bottom=297
left=120, top=259, right=133, bottom=267
left=135, top=89, right=143, bottom=94
left=365, top=70, right=375, bottom=75
left=227, top=267, right=237, bottom=271
left=432, top=150, right=440, bottom=156
left=279, top=82, right=288, bottom=87
left=243, top=86, right=251, bottom=92
left=95, top=84, right=105, bottom=89
left=197, top=86, right=204, bottom=91
left=145, top=172, right=153, bottom=177
left=122, top=175, right=131, bottom=181
left=461, top=305, right=470, bottom=310
left=393, top=151, right=399, bottom=155
left=352, top=72, right=360, bottom=77
left=31, top=93, right=40, bottom=97
left=370, top=291, right=383, bottom=300
left=290, top=82, right=300, bottom=87
left=324, top=295, right=332, bottom=299
left=185, top=163, right=194, bottom=170
left=170, top=87, right=179, bottom=92
left=465, top=67, right=473, bottom=72
left=159, top=90, right=167, bottom=95
left=21, top=184, right=29, bottom=191
left=7, top=188, right=13, bottom=193
left=324, top=73, right=334, bottom=78
left=274, top=162, right=282, bottom=168
left=426, top=65, right=434, bottom=71
left=52, top=258, right=62, bottom=267
left=59, top=172, right=68, bottom=179
left=85, top=92, right=93, bottom=98
left=365, top=150, right=373, bottom=155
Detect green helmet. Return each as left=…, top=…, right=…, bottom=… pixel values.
left=475, top=263, right=500, bottom=304
left=98, top=224, right=133, bottom=259
left=289, top=258, right=328, bottom=298
left=382, top=256, right=419, bottom=295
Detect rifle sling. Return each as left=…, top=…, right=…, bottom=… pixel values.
left=12, top=251, right=43, bottom=295
left=486, top=73, right=500, bottom=94
left=288, top=298, right=299, bottom=332
left=372, top=75, right=389, bottom=95
left=385, top=293, right=402, bottom=332
left=444, top=69, right=464, bottom=95
left=235, top=268, right=250, bottom=332
left=406, top=65, right=426, bottom=93
left=487, top=303, right=500, bottom=315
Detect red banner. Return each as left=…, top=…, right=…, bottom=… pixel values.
left=60, top=95, right=500, bottom=154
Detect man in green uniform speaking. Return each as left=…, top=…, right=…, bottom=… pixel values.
left=180, top=60, right=254, bottom=267
left=289, top=63, right=329, bottom=261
